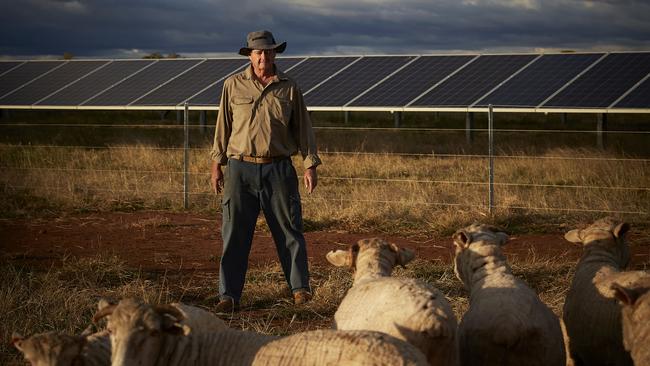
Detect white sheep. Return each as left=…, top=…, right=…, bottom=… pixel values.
left=93, top=297, right=428, bottom=366
left=326, top=237, right=458, bottom=366
left=452, top=223, right=566, bottom=366
left=596, top=271, right=650, bottom=366
left=12, top=328, right=111, bottom=366
left=562, top=217, right=634, bottom=366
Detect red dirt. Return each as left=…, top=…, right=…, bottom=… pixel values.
left=1, top=211, right=649, bottom=271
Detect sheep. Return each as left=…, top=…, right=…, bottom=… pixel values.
left=326, top=237, right=458, bottom=366
left=452, top=223, right=566, bottom=366
left=93, top=297, right=428, bottom=366
left=562, top=217, right=634, bottom=366
left=596, top=271, right=650, bottom=366
left=12, top=328, right=111, bottom=366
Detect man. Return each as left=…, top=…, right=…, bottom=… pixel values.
left=210, top=30, right=321, bottom=312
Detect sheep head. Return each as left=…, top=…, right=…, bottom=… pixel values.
left=326, top=238, right=415, bottom=282
left=452, top=223, right=510, bottom=288
left=93, top=298, right=185, bottom=366
left=609, top=273, right=650, bottom=360
left=12, top=331, right=85, bottom=366
left=564, top=217, right=631, bottom=268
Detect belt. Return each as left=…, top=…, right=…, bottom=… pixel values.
left=235, top=155, right=286, bottom=164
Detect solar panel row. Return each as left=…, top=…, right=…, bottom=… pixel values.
left=0, top=52, right=648, bottom=110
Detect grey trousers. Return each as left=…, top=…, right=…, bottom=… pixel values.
left=219, top=158, right=310, bottom=303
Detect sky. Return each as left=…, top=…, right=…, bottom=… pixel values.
left=1, top=0, right=649, bottom=59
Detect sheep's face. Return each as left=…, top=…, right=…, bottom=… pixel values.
left=612, top=276, right=650, bottom=351
left=326, top=238, right=415, bottom=274
left=12, top=332, right=84, bottom=366
left=564, top=217, right=631, bottom=268
left=452, top=223, right=509, bottom=286
left=95, top=299, right=185, bottom=366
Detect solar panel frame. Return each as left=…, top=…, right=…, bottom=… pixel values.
left=542, top=52, right=650, bottom=108
left=0, top=61, right=110, bottom=106
left=83, top=59, right=202, bottom=106
left=410, top=54, right=539, bottom=107
left=185, top=61, right=249, bottom=106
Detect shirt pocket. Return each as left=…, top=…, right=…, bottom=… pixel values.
left=270, top=97, right=292, bottom=125
left=231, top=96, right=254, bottom=122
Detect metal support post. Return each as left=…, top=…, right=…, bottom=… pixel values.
left=200, top=110, right=207, bottom=132
left=393, top=111, right=402, bottom=128
left=597, top=113, right=607, bottom=150
left=344, top=111, right=349, bottom=124
left=488, top=105, right=494, bottom=215
left=466, top=112, right=475, bottom=144
left=183, top=103, right=190, bottom=209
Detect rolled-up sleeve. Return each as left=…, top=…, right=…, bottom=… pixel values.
left=210, top=82, right=232, bottom=165
left=291, top=86, right=322, bottom=170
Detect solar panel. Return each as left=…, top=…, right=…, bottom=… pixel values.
left=38, top=60, right=154, bottom=106
left=285, top=57, right=359, bottom=94
left=613, top=76, right=650, bottom=108
left=305, top=56, right=415, bottom=106
left=0, top=61, right=65, bottom=99
left=275, top=57, right=306, bottom=71
left=186, top=62, right=249, bottom=106
left=0, top=61, right=24, bottom=76
left=0, top=61, right=109, bottom=105
left=474, top=53, right=603, bottom=108
left=411, top=54, right=537, bottom=107
left=543, top=52, right=650, bottom=108
left=132, top=59, right=248, bottom=106
left=83, top=59, right=201, bottom=106
left=350, top=55, right=474, bottom=107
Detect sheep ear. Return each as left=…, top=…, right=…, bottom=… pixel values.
left=564, top=229, right=582, bottom=244
left=613, top=223, right=630, bottom=239
left=11, top=333, right=25, bottom=349
left=154, top=305, right=185, bottom=322
left=93, top=304, right=117, bottom=323
left=452, top=230, right=471, bottom=248
left=611, top=283, right=641, bottom=306
left=326, top=250, right=349, bottom=267
left=495, top=232, right=509, bottom=246
left=391, top=244, right=415, bottom=266
left=97, top=298, right=115, bottom=311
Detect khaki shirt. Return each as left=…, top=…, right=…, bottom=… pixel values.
left=210, top=66, right=321, bottom=170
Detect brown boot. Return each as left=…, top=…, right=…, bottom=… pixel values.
left=214, top=298, right=238, bottom=313
left=293, top=290, right=312, bottom=305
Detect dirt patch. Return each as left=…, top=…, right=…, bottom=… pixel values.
left=1, top=211, right=649, bottom=271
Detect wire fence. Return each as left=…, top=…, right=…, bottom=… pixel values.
left=1, top=113, right=649, bottom=219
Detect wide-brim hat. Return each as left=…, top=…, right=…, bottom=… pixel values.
left=239, top=30, right=286, bottom=56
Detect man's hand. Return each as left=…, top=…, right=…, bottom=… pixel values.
left=211, top=161, right=224, bottom=194
left=303, top=166, right=317, bottom=194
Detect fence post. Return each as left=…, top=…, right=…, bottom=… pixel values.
left=488, top=105, right=494, bottom=214
left=183, top=103, right=190, bottom=209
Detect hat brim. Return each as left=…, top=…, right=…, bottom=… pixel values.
left=239, top=42, right=286, bottom=56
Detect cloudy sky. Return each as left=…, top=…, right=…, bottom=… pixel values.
left=1, top=0, right=649, bottom=59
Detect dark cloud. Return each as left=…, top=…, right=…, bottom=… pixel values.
left=1, top=0, right=649, bottom=58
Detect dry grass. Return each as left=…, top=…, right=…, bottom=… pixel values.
left=1, top=143, right=648, bottom=235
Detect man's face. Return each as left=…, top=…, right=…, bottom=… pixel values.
left=249, top=49, right=276, bottom=74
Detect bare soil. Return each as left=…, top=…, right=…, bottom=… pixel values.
left=2, top=211, right=649, bottom=271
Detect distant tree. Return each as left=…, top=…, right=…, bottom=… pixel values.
left=560, top=50, right=576, bottom=53
left=143, top=52, right=164, bottom=59
left=63, top=52, right=74, bottom=60
left=167, top=52, right=182, bottom=58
